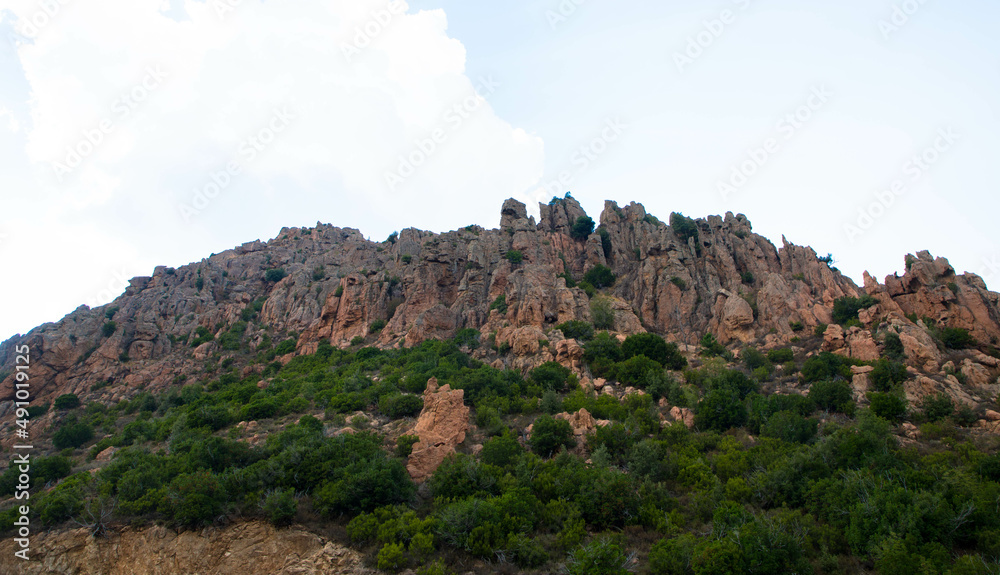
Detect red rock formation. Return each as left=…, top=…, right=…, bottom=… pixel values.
left=406, top=378, right=470, bottom=482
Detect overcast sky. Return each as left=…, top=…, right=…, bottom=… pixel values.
left=0, top=0, right=998, bottom=340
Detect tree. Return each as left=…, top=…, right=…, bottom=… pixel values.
left=570, top=216, right=596, bottom=240
left=530, top=415, right=575, bottom=457
left=622, top=333, right=686, bottom=370
left=591, top=297, right=615, bottom=330
left=565, top=537, right=632, bottom=575
left=870, top=359, right=908, bottom=391
left=54, top=393, right=81, bottom=410
left=808, top=379, right=853, bottom=413
left=583, top=265, right=616, bottom=289
left=670, top=212, right=699, bottom=243
left=530, top=361, right=571, bottom=391
left=695, top=387, right=747, bottom=431
left=941, top=327, right=975, bottom=349
left=265, top=268, right=287, bottom=282
left=832, top=295, right=878, bottom=325
left=868, top=392, right=907, bottom=422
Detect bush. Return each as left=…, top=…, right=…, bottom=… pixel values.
left=583, top=265, right=616, bottom=289
left=670, top=212, right=699, bottom=243
left=489, top=294, right=508, bottom=315
left=505, top=250, right=523, bottom=264
left=102, top=321, right=117, bottom=337
left=350, top=336, right=365, bottom=346
left=377, top=542, right=406, bottom=571
left=598, top=227, right=612, bottom=258
left=649, top=535, right=698, bottom=575
left=615, top=355, right=664, bottom=387
left=313, top=457, right=415, bottom=515
left=741, top=271, right=754, bottom=285
left=868, top=392, right=907, bottom=422
left=401, top=254, right=412, bottom=264
left=761, top=410, right=818, bottom=443
left=695, top=387, right=747, bottom=431
left=54, top=393, right=81, bottom=410
left=396, top=435, right=420, bottom=458
left=379, top=394, right=424, bottom=418
left=870, top=359, right=908, bottom=392
left=623, top=333, right=686, bottom=370
left=481, top=431, right=523, bottom=468
left=941, top=327, right=975, bottom=349
left=370, top=319, right=387, bottom=333
left=453, top=328, right=480, bottom=349
left=261, top=488, right=297, bottom=526
left=808, top=380, right=854, bottom=413
left=530, top=414, right=575, bottom=457
left=570, top=216, right=596, bottom=240
left=53, top=418, right=94, bottom=449
left=565, top=537, right=631, bottom=575
left=699, top=333, right=727, bottom=358
left=921, top=393, right=954, bottom=422
left=884, top=331, right=906, bottom=360
left=832, top=295, right=878, bottom=325
left=557, top=320, right=595, bottom=341
left=801, top=352, right=851, bottom=383
left=766, top=348, right=794, bottom=364
left=531, top=361, right=571, bottom=391
left=591, top=297, right=615, bottom=330
left=265, top=268, right=287, bottom=282
left=162, top=471, right=224, bottom=527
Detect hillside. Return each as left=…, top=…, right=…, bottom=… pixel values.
left=1, top=196, right=999, bottom=574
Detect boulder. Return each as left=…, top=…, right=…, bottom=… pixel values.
left=406, top=378, right=470, bottom=482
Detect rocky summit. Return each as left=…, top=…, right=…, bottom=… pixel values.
left=2, top=197, right=997, bottom=419
left=2, top=197, right=1000, bottom=574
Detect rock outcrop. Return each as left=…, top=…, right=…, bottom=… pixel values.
left=406, top=378, right=470, bottom=482
left=0, top=521, right=370, bottom=575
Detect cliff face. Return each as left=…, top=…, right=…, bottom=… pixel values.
left=1, top=197, right=999, bottom=432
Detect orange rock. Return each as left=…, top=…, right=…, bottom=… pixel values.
left=406, top=378, right=470, bottom=482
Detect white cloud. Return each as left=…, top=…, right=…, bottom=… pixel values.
left=0, top=0, right=545, bottom=337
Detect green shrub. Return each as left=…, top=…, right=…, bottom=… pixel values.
left=813, top=323, right=828, bottom=337
left=481, top=431, right=523, bottom=468
left=102, top=321, right=117, bottom=337
left=808, top=379, right=854, bottom=414
left=597, top=227, right=612, bottom=258
left=760, top=410, right=818, bottom=443
left=615, top=355, right=664, bottom=387
left=832, top=295, right=878, bottom=325
left=695, top=387, right=747, bottom=431
left=789, top=321, right=804, bottom=332
left=766, top=348, right=794, bottom=364
left=489, top=294, right=508, bottom=315
left=941, top=327, right=975, bottom=349
left=649, top=535, right=698, bottom=575
left=921, top=393, right=954, bottom=422
left=590, top=297, right=615, bottom=330
left=313, top=457, right=415, bottom=515
left=265, top=268, right=287, bottom=282
left=370, top=319, right=387, bottom=333
left=189, top=326, right=214, bottom=347
left=530, top=361, right=571, bottom=391
left=53, top=418, right=94, bottom=449
left=377, top=542, right=406, bottom=571
left=350, top=336, right=365, bottom=346
left=699, top=333, right=727, bottom=358
left=741, top=271, right=754, bottom=285
left=884, top=331, right=906, bottom=360
left=54, top=393, right=81, bottom=410
left=623, top=333, right=686, bottom=370
left=162, top=471, right=224, bottom=527
left=670, top=276, right=687, bottom=291
left=557, top=320, right=595, bottom=341
left=530, top=414, right=575, bottom=457
left=505, top=250, right=523, bottom=264
left=379, top=394, right=424, bottom=418
left=801, top=352, right=851, bottom=383
left=334, top=285, right=344, bottom=297
left=565, top=537, right=631, bottom=575
left=261, top=488, right=297, bottom=526
left=870, top=359, right=908, bottom=392
left=396, top=435, right=420, bottom=458
left=453, top=328, right=480, bottom=349
left=669, top=212, right=699, bottom=244
left=583, top=265, right=616, bottom=289
left=401, top=254, right=412, bottom=264
left=570, top=216, right=595, bottom=240
left=867, top=392, right=907, bottom=422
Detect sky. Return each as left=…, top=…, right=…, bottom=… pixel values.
left=0, top=0, right=997, bottom=340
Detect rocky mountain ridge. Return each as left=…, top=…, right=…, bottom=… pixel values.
left=2, top=196, right=999, bottom=436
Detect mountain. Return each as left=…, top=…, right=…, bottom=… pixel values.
left=1, top=197, right=999, bottom=574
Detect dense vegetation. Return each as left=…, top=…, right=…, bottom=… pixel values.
left=2, top=322, right=999, bottom=575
